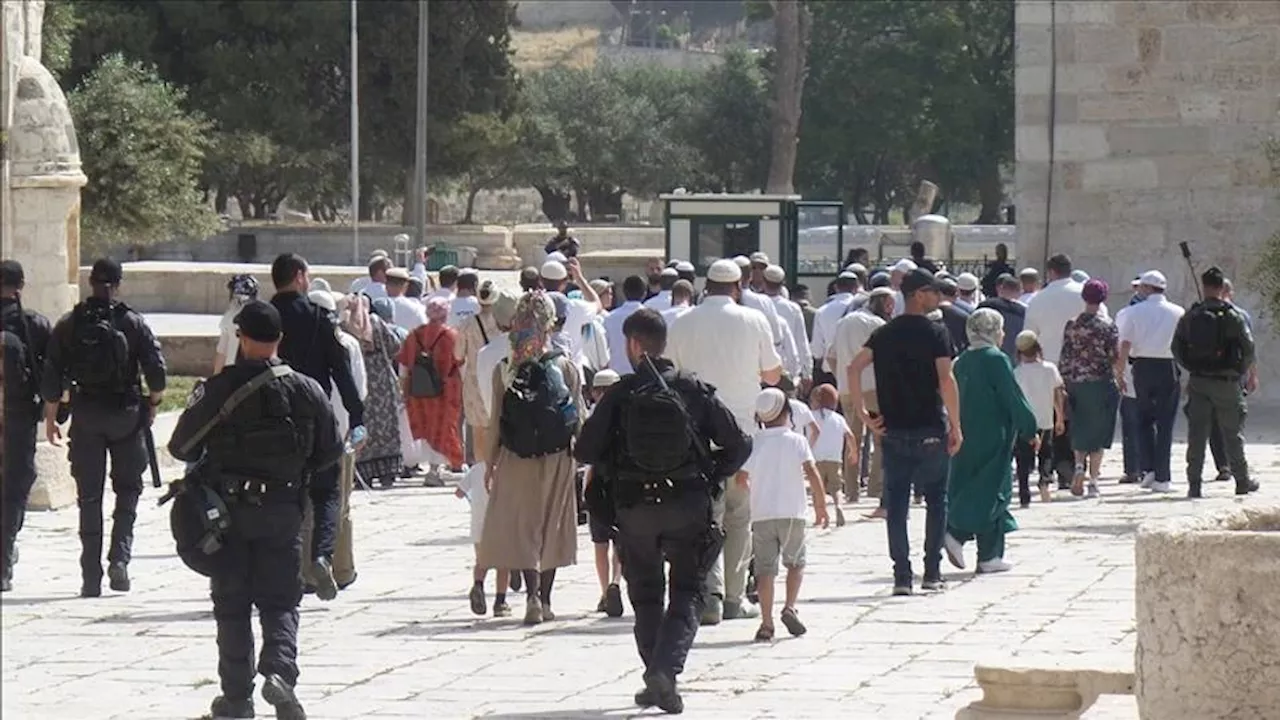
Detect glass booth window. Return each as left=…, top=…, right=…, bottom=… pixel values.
left=796, top=205, right=842, bottom=275
left=692, top=221, right=758, bottom=272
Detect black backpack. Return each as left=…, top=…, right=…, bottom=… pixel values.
left=621, top=356, right=709, bottom=478
left=1181, top=303, right=1242, bottom=374
left=1, top=308, right=38, bottom=404
left=498, top=351, right=578, bottom=458
left=69, top=303, right=131, bottom=395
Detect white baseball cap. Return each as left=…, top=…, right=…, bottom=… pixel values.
left=763, top=264, right=786, bottom=283
left=892, top=258, right=918, bottom=274
left=308, top=290, right=337, bottom=312
left=956, top=273, right=979, bottom=292
left=749, top=251, right=770, bottom=266
left=1139, top=270, right=1167, bottom=289
left=707, top=259, right=743, bottom=284
left=540, top=260, right=568, bottom=282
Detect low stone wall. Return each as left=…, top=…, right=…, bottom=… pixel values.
left=1135, top=507, right=1280, bottom=719
left=161, top=335, right=218, bottom=378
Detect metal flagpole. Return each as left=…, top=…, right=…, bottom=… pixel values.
left=351, top=0, right=360, bottom=265
left=414, top=0, right=429, bottom=249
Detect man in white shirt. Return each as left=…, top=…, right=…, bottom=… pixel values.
left=955, top=273, right=980, bottom=312
left=1024, top=255, right=1084, bottom=365
left=427, top=265, right=459, bottom=302
left=761, top=265, right=813, bottom=391
left=810, top=271, right=860, bottom=385
left=350, top=254, right=390, bottom=300
left=540, top=257, right=602, bottom=368
left=603, top=275, right=647, bottom=375
left=643, top=267, right=678, bottom=312
left=1115, top=269, right=1185, bottom=493
left=732, top=256, right=786, bottom=353
left=385, top=267, right=427, bottom=331
left=661, top=279, right=695, bottom=327
left=446, top=270, right=481, bottom=328
left=889, top=258, right=917, bottom=317
left=1018, top=268, right=1041, bottom=305
left=829, top=287, right=893, bottom=512
left=476, top=291, right=520, bottom=419
left=667, top=259, right=782, bottom=625
left=675, top=260, right=696, bottom=285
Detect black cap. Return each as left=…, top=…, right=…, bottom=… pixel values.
left=89, top=258, right=123, bottom=285
left=233, top=300, right=282, bottom=342
left=938, top=277, right=959, bottom=298
left=0, top=259, right=24, bottom=288
left=901, top=268, right=942, bottom=295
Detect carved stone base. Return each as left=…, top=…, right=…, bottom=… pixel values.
left=956, top=662, right=1134, bottom=720
left=28, top=441, right=76, bottom=510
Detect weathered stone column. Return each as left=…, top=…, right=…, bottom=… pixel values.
left=1135, top=507, right=1280, bottom=719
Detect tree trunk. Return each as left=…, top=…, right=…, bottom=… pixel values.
left=236, top=195, right=252, bottom=220
left=587, top=185, right=624, bottom=221
left=463, top=185, right=481, bottom=225
left=975, top=162, right=1004, bottom=224
left=574, top=188, right=590, bottom=223
left=534, top=185, right=571, bottom=223
left=765, top=1, right=812, bottom=195
left=215, top=188, right=228, bottom=215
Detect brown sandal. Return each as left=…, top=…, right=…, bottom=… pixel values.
left=754, top=623, right=775, bottom=642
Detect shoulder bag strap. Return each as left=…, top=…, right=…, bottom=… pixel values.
left=176, top=365, right=294, bottom=457
left=476, top=315, right=489, bottom=346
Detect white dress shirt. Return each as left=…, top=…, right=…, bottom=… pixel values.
left=830, top=308, right=885, bottom=395
left=562, top=297, right=601, bottom=368
left=661, top=304, right=692, bottom=327
left=668, top=295, right=782, bottom=430
left=602, top=300, right=644, bottom=375
left=476, top=335, right=509, bottom=418
left=778, top=319, right=802, bottom=380
left=742, top=288, right=785, bottom=349
left=390, top=295, right=427, bottom=332
left=331, top=330, right=368, bottom=437
left=810, top=292, right=855, bottom=370
left=770, top=295, right=812, bottom=379
left=350, top=277, right=387, bottom=300
left=1117, top=294, right=1184, bottom=359
left=1024, top=278, right=1085, bottom=364
left=643, top=291, right=672, bottom=312
left=1019, top=291, right=1038, bottom=305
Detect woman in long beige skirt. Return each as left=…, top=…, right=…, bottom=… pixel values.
left=478, top=291, right=584, bottom=625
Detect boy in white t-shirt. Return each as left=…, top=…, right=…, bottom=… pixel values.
left=734, top=388, right=829, bottom=642
left=808, top=384, right=857, bottom=525
left=1012, top=331, right=1066, bottom=506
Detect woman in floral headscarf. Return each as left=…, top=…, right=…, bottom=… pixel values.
left=945, top=308, right=1038, bottom=576
left=343, top=294, right=405, bottom=486
left=477, top=291, right=584, bottom=626
left=397, top=295, right=464, bottom=482
left=1059, top=279, right=1119, bottom=497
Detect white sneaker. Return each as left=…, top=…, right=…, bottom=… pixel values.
left=943, top=533, right=966, bottom=570
left=1138, top=471, right=1156, bottom=489
left=1151, top=481, right=1173, bottom=493
left=977, top=559, right=1013, bottom=574
left=1086, top=481, right=1100, bottom=499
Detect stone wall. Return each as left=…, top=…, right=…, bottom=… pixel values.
left=1015, top=0, right=1280, bottom=395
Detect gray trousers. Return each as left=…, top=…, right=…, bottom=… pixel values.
left=1185, top=375, right=1250, bottom=486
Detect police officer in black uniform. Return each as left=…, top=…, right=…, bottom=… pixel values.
left=576, top=308, right=751, bottom=715
left=41, top=258, right=166, bottom=597
left=1, top=260, right=53, bottom=592
left=268, top=252, right=364, bottom=599
left=169, top=300, right=343, bottom=720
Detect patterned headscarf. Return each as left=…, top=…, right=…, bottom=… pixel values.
left=343, top=293, right=373, bottom=346
left=506, top=291, right=556, bottom=385
left=425, top=296, right=450, bottom=324
left=966, top=307, right=1005, bottom=350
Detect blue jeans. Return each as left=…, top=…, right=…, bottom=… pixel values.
left=881, top=428, right=949, bottom=585
left=1120, top=395, right=1145, bottom=476
left=1132, top=359, right=1180, bottom=485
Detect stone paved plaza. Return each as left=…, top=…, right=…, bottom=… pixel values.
left=4, top=420, right=1280, bottom=720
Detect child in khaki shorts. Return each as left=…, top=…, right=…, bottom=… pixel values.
left=808, top=384, right=857, bottom=525
left=735, top=388, right=830, bottom=642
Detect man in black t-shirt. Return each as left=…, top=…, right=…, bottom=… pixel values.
left=845, top=268, right=962, bottom=596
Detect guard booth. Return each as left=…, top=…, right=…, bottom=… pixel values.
left=660, top=193, right=846, bottom=289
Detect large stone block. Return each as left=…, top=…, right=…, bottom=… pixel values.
left=1114, top=1, right=1188, bottom=27
left=1017, top=63, right=1108, bottom=94
left=1153, top=155, right=1234, bottom=188
left=1219, top=27, right=1280, bottom=62
left=1209, top=123, right=1276, bottom=153
left=1078, top=91, right=1180, bottom=122
left=1186, top=0, right=1260, bottom=26
left=1136, top=507, right=1280, bottom=720
left=1106, top=188, right=1192, bottom=224
left=1176, top=91, right=1232, bottom=122
left=1017, top=23, right=1077, bottom=67
left=1163, top=26, right=1224, bottom=62
left=1073, top=26, right=1138, bottom=64
left=1017, top=93, right=1081, bottom=124
left=1081, top=159, right=1160, bottom=191
left=1017, top=124, right=1112, bottom=163
left=1108, top=125, right=1212, bottom=157
left=1230, top=92, right=1280, bottom=123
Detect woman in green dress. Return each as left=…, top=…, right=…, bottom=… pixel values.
left=944, top=308, right=1039, bottom=575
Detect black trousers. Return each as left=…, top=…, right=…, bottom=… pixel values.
left=211, top=501, right=304, bottom=701
left=67, top=402, right=147, bottom=579
left=2, top=403, right=40, bottom=577
left=307, top=463, right=340, bottom=560
left=1014, top=430, right=1054, bottom=505
left=615, top=491, right=722, bottom=679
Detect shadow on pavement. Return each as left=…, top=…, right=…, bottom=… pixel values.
left=1101, top=495, right=1195, bottom=505
left=1039, top=523, right=1138, bottom=536
left=92, top=609, right=212, bottom=624
left=480, top=709, right=637, bottom=719
left=552, top=620, right=635, bottom=637
left=0, top=594, right=84, bottom=606
left=409, top=535, right=473, bottom=547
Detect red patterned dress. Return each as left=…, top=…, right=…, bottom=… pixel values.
left=397, top=321, right=464, bottom=468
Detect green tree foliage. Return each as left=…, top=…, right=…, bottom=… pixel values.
left=1248, top=138, right=1280, bottom=320
left=68, top=55, right=218, bottom=255
left=800, top=0, right=1014, bottom=224
left=60, top=0, right=519, bottom=221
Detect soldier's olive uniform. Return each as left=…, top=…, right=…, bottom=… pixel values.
left=1171, top=298, right=1256, bottom=495
left=169, top=358, right=343, bottom=718
left=41, top=297, right=166, bottom=591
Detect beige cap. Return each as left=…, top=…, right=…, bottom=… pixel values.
left=749, top=251, right=770, bottom=266
left=732, top=255, right=751, bottom=269
left=1015, top=329, right=1039, bottom=352
left=707, top=259, right=743, bottom=284
left=386, top=267, right=411, bottom=281
left=492, top=291, right=520, bottom=327
left=592, top=369, right=622, bottom=389
left=956, top=273, right=979, bottom=292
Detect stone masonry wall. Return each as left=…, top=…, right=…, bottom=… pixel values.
left=1015, top=0, right=1280, bottom=395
